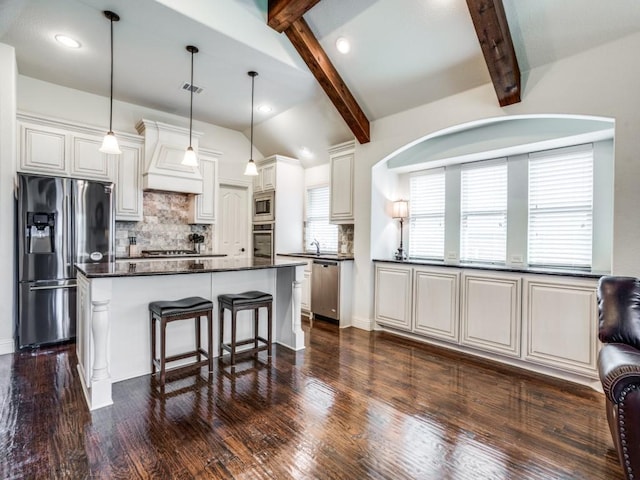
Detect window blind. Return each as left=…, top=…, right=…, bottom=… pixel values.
left=528, top=144, right=593, bottom=268
left=408, top=169, right=445, bottom=259
left=460, top=160, right=507, bottom=263
left=306, top=186, right=338, bottom=252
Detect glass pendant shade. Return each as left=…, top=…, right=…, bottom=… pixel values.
left=182, top=146, right=198, bottom=167
left=99, top=131, right=121, bottom=154
left=244, top=159, right=258, bottom=176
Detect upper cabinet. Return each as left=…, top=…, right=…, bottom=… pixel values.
left=188, top=148, right=220, bottom=224
left=329, top=140, right=355, bottom=224
left=17, top=113, right=144, bottom=221
left=253, top=161, right=276, bottom=193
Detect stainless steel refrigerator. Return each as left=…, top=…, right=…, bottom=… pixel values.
left=16, top=174, right=115, bottom=349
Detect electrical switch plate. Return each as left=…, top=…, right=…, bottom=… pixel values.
left=447, top=251, right=457, bottom=260
left=510, top=254, right=524, bottom=263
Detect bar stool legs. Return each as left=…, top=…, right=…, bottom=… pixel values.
left=149, top=296, right=214, bottom=386
left=218, top=291, right=273, bottom=366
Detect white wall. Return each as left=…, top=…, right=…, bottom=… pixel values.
left=304, top=163, right=329, bottom=189
left=0, top=44, right=17, bottom=354
left=17, top=75, right=261, bottom=182
left=351, top=32, right=640, bottom=329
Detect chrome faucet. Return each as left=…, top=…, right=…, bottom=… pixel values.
left=311, top=238, right=320, bottom=255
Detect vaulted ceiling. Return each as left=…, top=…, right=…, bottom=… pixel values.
left=1, top=0, right=639, bottom=166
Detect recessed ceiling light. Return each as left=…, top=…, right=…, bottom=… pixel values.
left=300, top=147, right=313, bottom=158
left=257, top=104, right=272, bottom=113
left=336, top=37, right=350, bottom=54
left=55, top=34, right=81, bottom=49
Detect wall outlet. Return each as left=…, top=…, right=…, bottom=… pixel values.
left=510, top=254, right=524, bottom=264
left=447, top=251, right=458, bottom=260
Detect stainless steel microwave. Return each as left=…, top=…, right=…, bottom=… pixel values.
left=253, top=191, right=274, bottom=223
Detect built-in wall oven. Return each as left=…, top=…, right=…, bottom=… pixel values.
left=253, top=191, right=275, bottom=223
left=253, top=223, right=274, bottom=261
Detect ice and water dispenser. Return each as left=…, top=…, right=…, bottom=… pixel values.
left=26, top=212, right=55, bottom=253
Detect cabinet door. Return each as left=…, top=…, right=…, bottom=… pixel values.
left=461, top=272, right=521, bottom=357
left=301, top=269, right=312, bottom=313
left=19, top=122, right=68, bottom=174
left=188, top=154, right=218, bottom=224
left=114, top=142, right=143, bottom=221
left=413, top=268, right=460, bottom=342
left=374, top=264, right=412, bottom=330
left=330, top=151, right=354, bottom=223
left=261, top=164, right=276, bottom=191
left=71, top=134, right=112, bottom=180
left=252, top=169, right=263, bottom=193
left=523, top=277, right=598, bottom=377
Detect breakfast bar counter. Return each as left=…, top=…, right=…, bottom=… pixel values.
left=75, top=257, right=306, bottom=410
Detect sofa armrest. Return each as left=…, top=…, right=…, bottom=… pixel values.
left=599, top=343, right=640, bottom=403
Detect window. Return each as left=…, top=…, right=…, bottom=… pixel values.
left=460, top=160, right=507, bottom=263
left=305, top=186, right=338, bottom=252
left=528, top=145, right=593, bottom=268
left=408, top=169, right=445, bottom=259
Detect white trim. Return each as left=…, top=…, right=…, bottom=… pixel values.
left=351, top=316, right=374, bottom=331
left=0, top=338, right=15, bottom=355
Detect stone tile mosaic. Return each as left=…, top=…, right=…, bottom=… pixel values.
left=115, top=191, right=213, bottom=257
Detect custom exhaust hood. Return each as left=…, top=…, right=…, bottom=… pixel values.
left=135, top=119, right=203, bottom=194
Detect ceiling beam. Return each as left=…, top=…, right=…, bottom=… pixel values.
left=284, top=17, right=370, bottom=143
left=267, top=0, right=321, bottom=33
left=466, top=0, right=521, bottom=106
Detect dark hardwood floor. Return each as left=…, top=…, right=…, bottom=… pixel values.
left=0, top=319, right=622, bottom=479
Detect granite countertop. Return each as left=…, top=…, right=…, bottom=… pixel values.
left=116, top=253, right=227, bottom=261
left=76, top=257, right=306, bottom=278
left=372, top=258, right=606, bottom=279
left=278, top=252, right=354, bottom=262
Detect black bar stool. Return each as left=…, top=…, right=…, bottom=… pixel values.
left=218, top=291, right=273, bottom=365
left=150, top=296, right=214, bottom=385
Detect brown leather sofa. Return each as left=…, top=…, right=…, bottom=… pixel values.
left=598, top=276, right=640, bottom=479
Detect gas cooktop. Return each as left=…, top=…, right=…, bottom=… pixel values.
left=140, top=249, right=199, bottom=257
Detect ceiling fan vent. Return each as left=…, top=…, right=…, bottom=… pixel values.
left=181, top=82, right=204, bottom=94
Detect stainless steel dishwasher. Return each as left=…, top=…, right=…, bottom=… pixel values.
left=311, top=260, right=340, bottom=321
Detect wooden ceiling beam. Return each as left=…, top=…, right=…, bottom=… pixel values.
left=466, top=0, right=521, bottom=106
left=284, top=17, right=370, bottom=143
left=267, top=0, right=321, bottom=33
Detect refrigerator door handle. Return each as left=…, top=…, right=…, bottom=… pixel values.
left=29, top=284, right=76, bottom=291
left=64, top=191, right=73, bottom=276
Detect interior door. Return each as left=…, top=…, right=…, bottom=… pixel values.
left=219, top=184, right=249, bottom=258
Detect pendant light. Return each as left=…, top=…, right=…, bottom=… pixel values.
left=244, top=71, right=259, bottom=176
left=99, top=11, right=121, bottom=155
left=182, top=45, right=199, bottom=167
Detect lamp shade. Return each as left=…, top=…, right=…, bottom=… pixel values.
left=99, top=131, right=121, bottom=154
left=244, top=159, right=258, bottom=176
left=392, top=200, right=409, bottom=219
left=182, top=146, right=198, bottom=167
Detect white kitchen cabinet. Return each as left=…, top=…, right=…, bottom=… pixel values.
left=523, top=276, right=598, bottom=377
left=329, top=141, right=355, bottom=224
left=70, top=133, right=112, bottom=181
left=413, top=267, right=460, bottom=343
left=278, top=256, right=312, bottom=314
left=461, top=272, right=522, bottom=358
left=188, top=149, right=220, bottom=224
left=19, top=119, right=68, bottom=175
left=374, top=263, right=412, bottom=331
left=252, top=161, right=276, bottom=192
left=114, top=140, right=143, bottom=221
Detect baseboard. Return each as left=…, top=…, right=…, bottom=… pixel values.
left=0, top=338, right=15, bottom=355
left=351, top=316, right=373, bottom=331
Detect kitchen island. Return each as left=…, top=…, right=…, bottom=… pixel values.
left=75, top=257, right=306, bottom=410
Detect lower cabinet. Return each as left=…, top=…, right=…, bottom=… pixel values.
left=413, top=267, right=460, bottom=342
left=461, top=272, right=521, bottom=358
left=374, top=262, right=599, bottom=382
left=523, top=277, right=598, bottom=376
left=302, top=268, right=312, bottom=313
left=374, top=264, right=412, bottom=330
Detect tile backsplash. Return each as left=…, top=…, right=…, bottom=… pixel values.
left=338, top=224, right=354, bottom=255
left=115, top=191, right=212, bottom=257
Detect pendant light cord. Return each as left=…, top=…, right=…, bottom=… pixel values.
left=189, top=48, right=194, bottom=148
left=250, top=74, right=255, bottom=160
left=108, top=16, right=114, bottom=133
